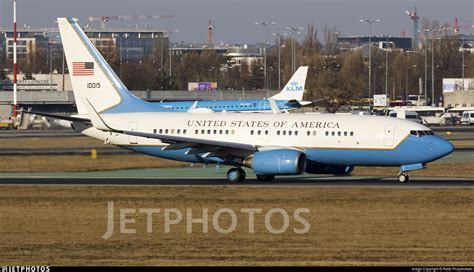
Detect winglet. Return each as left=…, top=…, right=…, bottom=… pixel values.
left=82, top=98, right=114, bottom=131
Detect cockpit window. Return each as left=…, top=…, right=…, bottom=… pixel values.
left=410, top=130, right=434, bottom=137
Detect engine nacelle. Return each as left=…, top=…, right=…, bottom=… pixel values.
left=305, top=160, right=354, bottom=175
left=243, top=149, right=306, bottom=175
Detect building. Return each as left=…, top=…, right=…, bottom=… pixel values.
left=170, top=42, right=263, bottom=70
left=337, top=36, right=413, bottom=51
left=1, top=26, right=169, bottom=65
left=84, top=27, right=168, bottom=63
left=0, top=28, right=50, bottom=62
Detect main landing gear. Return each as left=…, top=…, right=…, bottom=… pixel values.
left=398, top=172, right=409, bottom=183
left=227, top=167, right=246, bottom=182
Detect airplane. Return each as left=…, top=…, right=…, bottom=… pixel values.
left=37, top=17, right=454, bottom=184
left=157, top=66, right=311, bottom=113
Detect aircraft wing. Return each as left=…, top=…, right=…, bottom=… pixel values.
left=121, top=129, right=258, bottom=152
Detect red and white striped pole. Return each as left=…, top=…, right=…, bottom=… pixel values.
left=12, top=0, right=18, bottom=117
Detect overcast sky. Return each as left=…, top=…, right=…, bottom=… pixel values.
left=1, top=0, right=473, bottom=44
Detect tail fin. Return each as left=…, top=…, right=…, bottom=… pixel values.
left=271, top=66, right=308, bottom=101
left=58, top=17, right=148, bottom=114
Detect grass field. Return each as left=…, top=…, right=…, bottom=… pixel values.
left=0, top=186, right=472, bottom=266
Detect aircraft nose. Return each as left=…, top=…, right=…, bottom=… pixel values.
left=430, top=136, right=454, bottom=159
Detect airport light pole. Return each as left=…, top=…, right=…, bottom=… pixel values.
left=49, top=41, right=53, bottom=91
left=405, top=65, right=417, bottom=101
left=461, top=38, right=465, bottom=90
left=255, top=21, right=276, bottom=90
left=359, top=18, right=381, bottom=111
left=12, top=0, right=17, bottom=118
left=272, top=32, right=287, bottom=91
left=166, top=30, right=178, bottom=78
left=286, top=26, right=304, bottom=74
left=116, top=33, right=129, bottom=79
left=385, top=35, right=389, bottom=97
left=423, top=29, right=429, bottom=105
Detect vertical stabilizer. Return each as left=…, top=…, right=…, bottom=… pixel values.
left=58, top=17, right=148, bottom=114
left=271, top=66, right=308, bottom=101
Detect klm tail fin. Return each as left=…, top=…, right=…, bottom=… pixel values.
left=271, top=66, right=308, bottom=101
left=58, top=17, right=148, bottom=114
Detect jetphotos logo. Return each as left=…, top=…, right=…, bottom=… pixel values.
left=285, top=81, right=303, bottom=92
left=102, top=202, right=310, bottom=239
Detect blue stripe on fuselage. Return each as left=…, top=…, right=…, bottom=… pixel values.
left=119, top=135, right=453, bottom=167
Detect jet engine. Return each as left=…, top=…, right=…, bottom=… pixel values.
left=243, top=149, right=306, bottom=175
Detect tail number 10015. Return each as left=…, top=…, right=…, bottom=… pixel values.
left=87, top=83, right=101, bottom=89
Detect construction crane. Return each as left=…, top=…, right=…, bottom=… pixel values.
left=453, top=17, right=474, bottom=34
left=405, top=7, right=419, bottom=49
left=87, top=15, right=174, bottom=29
left=208, top=20, right=214, bottom=46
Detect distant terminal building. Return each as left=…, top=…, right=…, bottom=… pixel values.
left=0, top=28, right=50, bottom=61
left=170, top=42, right=263, bottom=69
left=83, top=27, right=168, bottom=62
left=337, top=36, right=413, bottom=51
left=1, top=26, right=169, bottom=64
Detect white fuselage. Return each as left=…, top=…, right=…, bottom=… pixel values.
left=83, top=112, right=425, bottom=149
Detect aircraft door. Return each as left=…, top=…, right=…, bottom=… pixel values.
left=259, top=101, right=266, bottom=112
left=129, top=121, right=138, bottom=144
left=383, top=124, right=395, bottom=147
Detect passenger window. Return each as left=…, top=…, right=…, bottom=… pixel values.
left=201, top=129, right=205, bottom=134
left=331, top=131, right=335, bottom=136
left=225, top=130, right=229, bottom=134
left=183, top=129, right=187, bottom=134
left=283, top=131, right=287, bottom=136
left=338, top=131, right=341, bottom=136
left=250, top=130, right=254, bottom=135
left=295, top=131, right=298, bottom=136
left=213, top=130, right=217, bottom=134
left=277, top=131, right=280, bottom=136
left=165, top=129, right=169, bottom=134
left=313, top=131, right=316, bottom=136
left=288, top=131, right=292, bottom=136
left=307, top=131, right=311, bottom=136
left=257, top=130, right=261, bottom=135
left=171, top=129, right=175, bottom=134
left=177, top=129, right=181, bottom=134
left=265, top=130, right=269, bottom=135
left=325, top=131, right=329, bottom=136
left=219, top=130, right=223, bottom=134
left=195, top=129, right=199, bottom=134
left=344, top=131, right=347, bottom=136
left=159, top=129, right=163, bottom=134
left=350, top=132, right=354, bottom=136
left=153, top=129, right=157, bottom=134
left=231, top=130, right=235, bottom=135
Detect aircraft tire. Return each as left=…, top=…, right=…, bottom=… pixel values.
left=227, top=168, right=246, bottom=182
left=398, top=172, right=409, bottom=183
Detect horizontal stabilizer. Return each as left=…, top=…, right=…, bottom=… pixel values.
left=18, top=110, right=90, bottom=122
